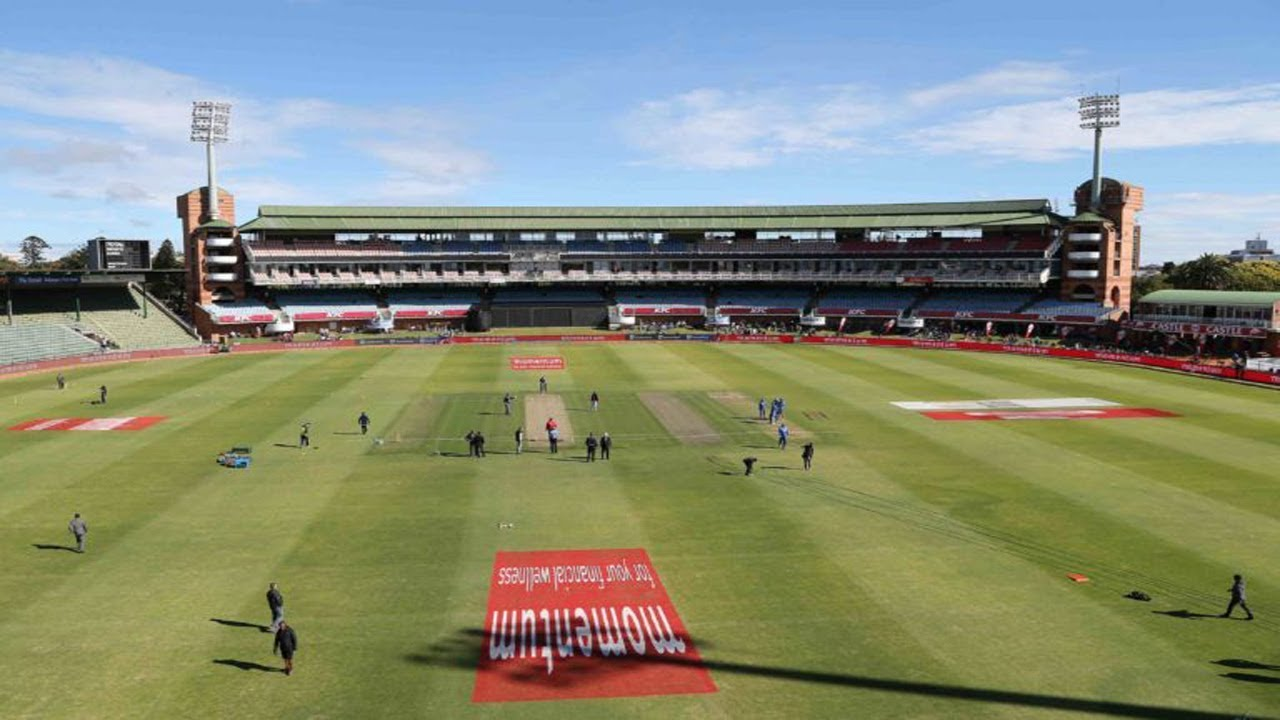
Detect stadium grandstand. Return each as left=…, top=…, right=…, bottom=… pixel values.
left=181, top=179, right=1144, bottom=339
left=2, top=274, right=200, bottom=364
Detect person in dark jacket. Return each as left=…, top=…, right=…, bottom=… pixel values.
left=358, top=412, right=370, bottom=435
left=299, top=422, right=311, bottom=448
left=514, top=427, right=524, bottom=454
left=1220, top=573, right=1255, bottom=620
left=801, top=442, right=815, bottom=470
left=600, top=432, right=612, bottom=460
left=743, top=457, right=758, bottom=476
left=98, top=385, right=108, bottom=404
left=267, top=582, right=284, bottom=631
left=68, top=513, right=88, bottom=553
left=585, top=433, right=598, bottom=462
left=273, top=621, right=298, bottom=675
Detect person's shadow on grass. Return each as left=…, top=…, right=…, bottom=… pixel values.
left=210, top=618, right=269, bottom=632
left=212, top=659, right=280, bottom=673
left=1213, top=658, right=1280, bottom=672
left=1151, top=609, right=1218, bottom=620
left=32, top=543, right=78, bottom=552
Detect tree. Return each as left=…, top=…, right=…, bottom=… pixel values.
left=1168, top=253, right=1232, bottom=290
left=1131, top=272, right=1170, bottom=300
left=18, top=235, right=51, bottom=267
left=152, top=239, right=182, bottom=269
left=1226, top=260, right=1280, bottom=292
left=53, top=246, right=88, bottom=270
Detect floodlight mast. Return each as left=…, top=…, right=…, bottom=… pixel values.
left=1078, top=94, right=1120, bottom=211
left=190, top=101, right=231, bottom=221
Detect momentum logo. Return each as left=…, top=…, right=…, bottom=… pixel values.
left=473, top=548, right=716, bottom=703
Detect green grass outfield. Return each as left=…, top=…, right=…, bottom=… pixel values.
left=2, top=342, right=1279, bottom=719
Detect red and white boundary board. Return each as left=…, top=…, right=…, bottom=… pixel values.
left=9, top=416, right=167, bottom=432
left=473, top=548, right=716, bottom=703
left=922, top=408, right=1179, bottom=421
left=510, top=356, right=566, bottom=371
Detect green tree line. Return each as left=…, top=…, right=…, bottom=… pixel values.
left=1133, top=254, right=1280, bottom=298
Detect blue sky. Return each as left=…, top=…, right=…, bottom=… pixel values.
left=0, top=0, right=1277, bottom=262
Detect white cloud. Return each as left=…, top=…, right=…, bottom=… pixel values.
left=621, top=86, right=882, bottom=170
left=1140, top=192, right=1280, bottom=262
left=358, top=140, right=494, bottom=199
left=906, top=61, right=1075, bottom=108
left=0, top=49, right=492, bottom=222
left=626, top=64, right=1280, bottom=169
left=910, top=84, right=1280, bottom=161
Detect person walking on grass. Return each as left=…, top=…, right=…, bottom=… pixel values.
left=801, top=442, right=814, bottom=471
left=299, top=422, right=311, bottom=449
left=503, top=393, right=513, bottom=416
left=777, top=422, right=790, bottom=450
left=273, top=621, right=298, bottom=676
left=539, top=376, right=548, bottom=394
left=757, top=397, right=766, bottom=420
left=600, top=432, right=612, bottom=460
left=99, top=385, right=108, bottom=405
left=68, top=512, right=88, bottom=553
left=267, top=583, right=285, bottom=632
left=549, top=427, right=560, bottom=454
left=1221, top=573, right=1255, bottom=620
left=515, top=427, right=524, bottom=454
left=358, top=412, right=370, bottom=436
left=585, top=433, right=598, bottom=462
left=590, top=391, right=600, bottom=412
left=56, top=373, right=66, bottom=390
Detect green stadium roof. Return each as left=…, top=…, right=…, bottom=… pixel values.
left=238, top=199, right=1059, bottom=233
left=1137, top=289, right=1280, bottom=307
left=1069, top=211, right=1112, bottom=224
left=198, top=219, right=235, bottom=230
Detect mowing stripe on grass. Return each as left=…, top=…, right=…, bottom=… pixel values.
left=639, top=392, right=720, bottom=445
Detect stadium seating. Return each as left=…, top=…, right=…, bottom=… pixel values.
left=491, top=288, right=605, bottom=304
left=816, top=288, right=920, bottom=313
left=615, top=288, right=708, bottom=316
left=1022, top=299, right=1109, bottom=318
left=715, top=287, right=813, bottom=311
left=0, top=323, right=103, bottom=365
left=915, top=290, right=1036, bottom=313
left=10, top=287, right=198, bottom=351
left=202, top=300, right=279, bottom=325
left=82, top=288, right=200, bottom=350
left=276, top=292, right=381, bottom=321
left=386, top=290, right=479, bottom=318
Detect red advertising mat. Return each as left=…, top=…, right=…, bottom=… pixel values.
left=510, top=356, right=566, bottom=370
left=473, top=548, right=716, bottom=703
left=922, top=408, right=1178, bottom=421
left=8, top=416, right=167, bottom=431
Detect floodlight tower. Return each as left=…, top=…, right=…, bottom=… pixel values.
left=190, top=101, right=231, bottom=221
left=1078, top=94, right=1119, bottom=211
